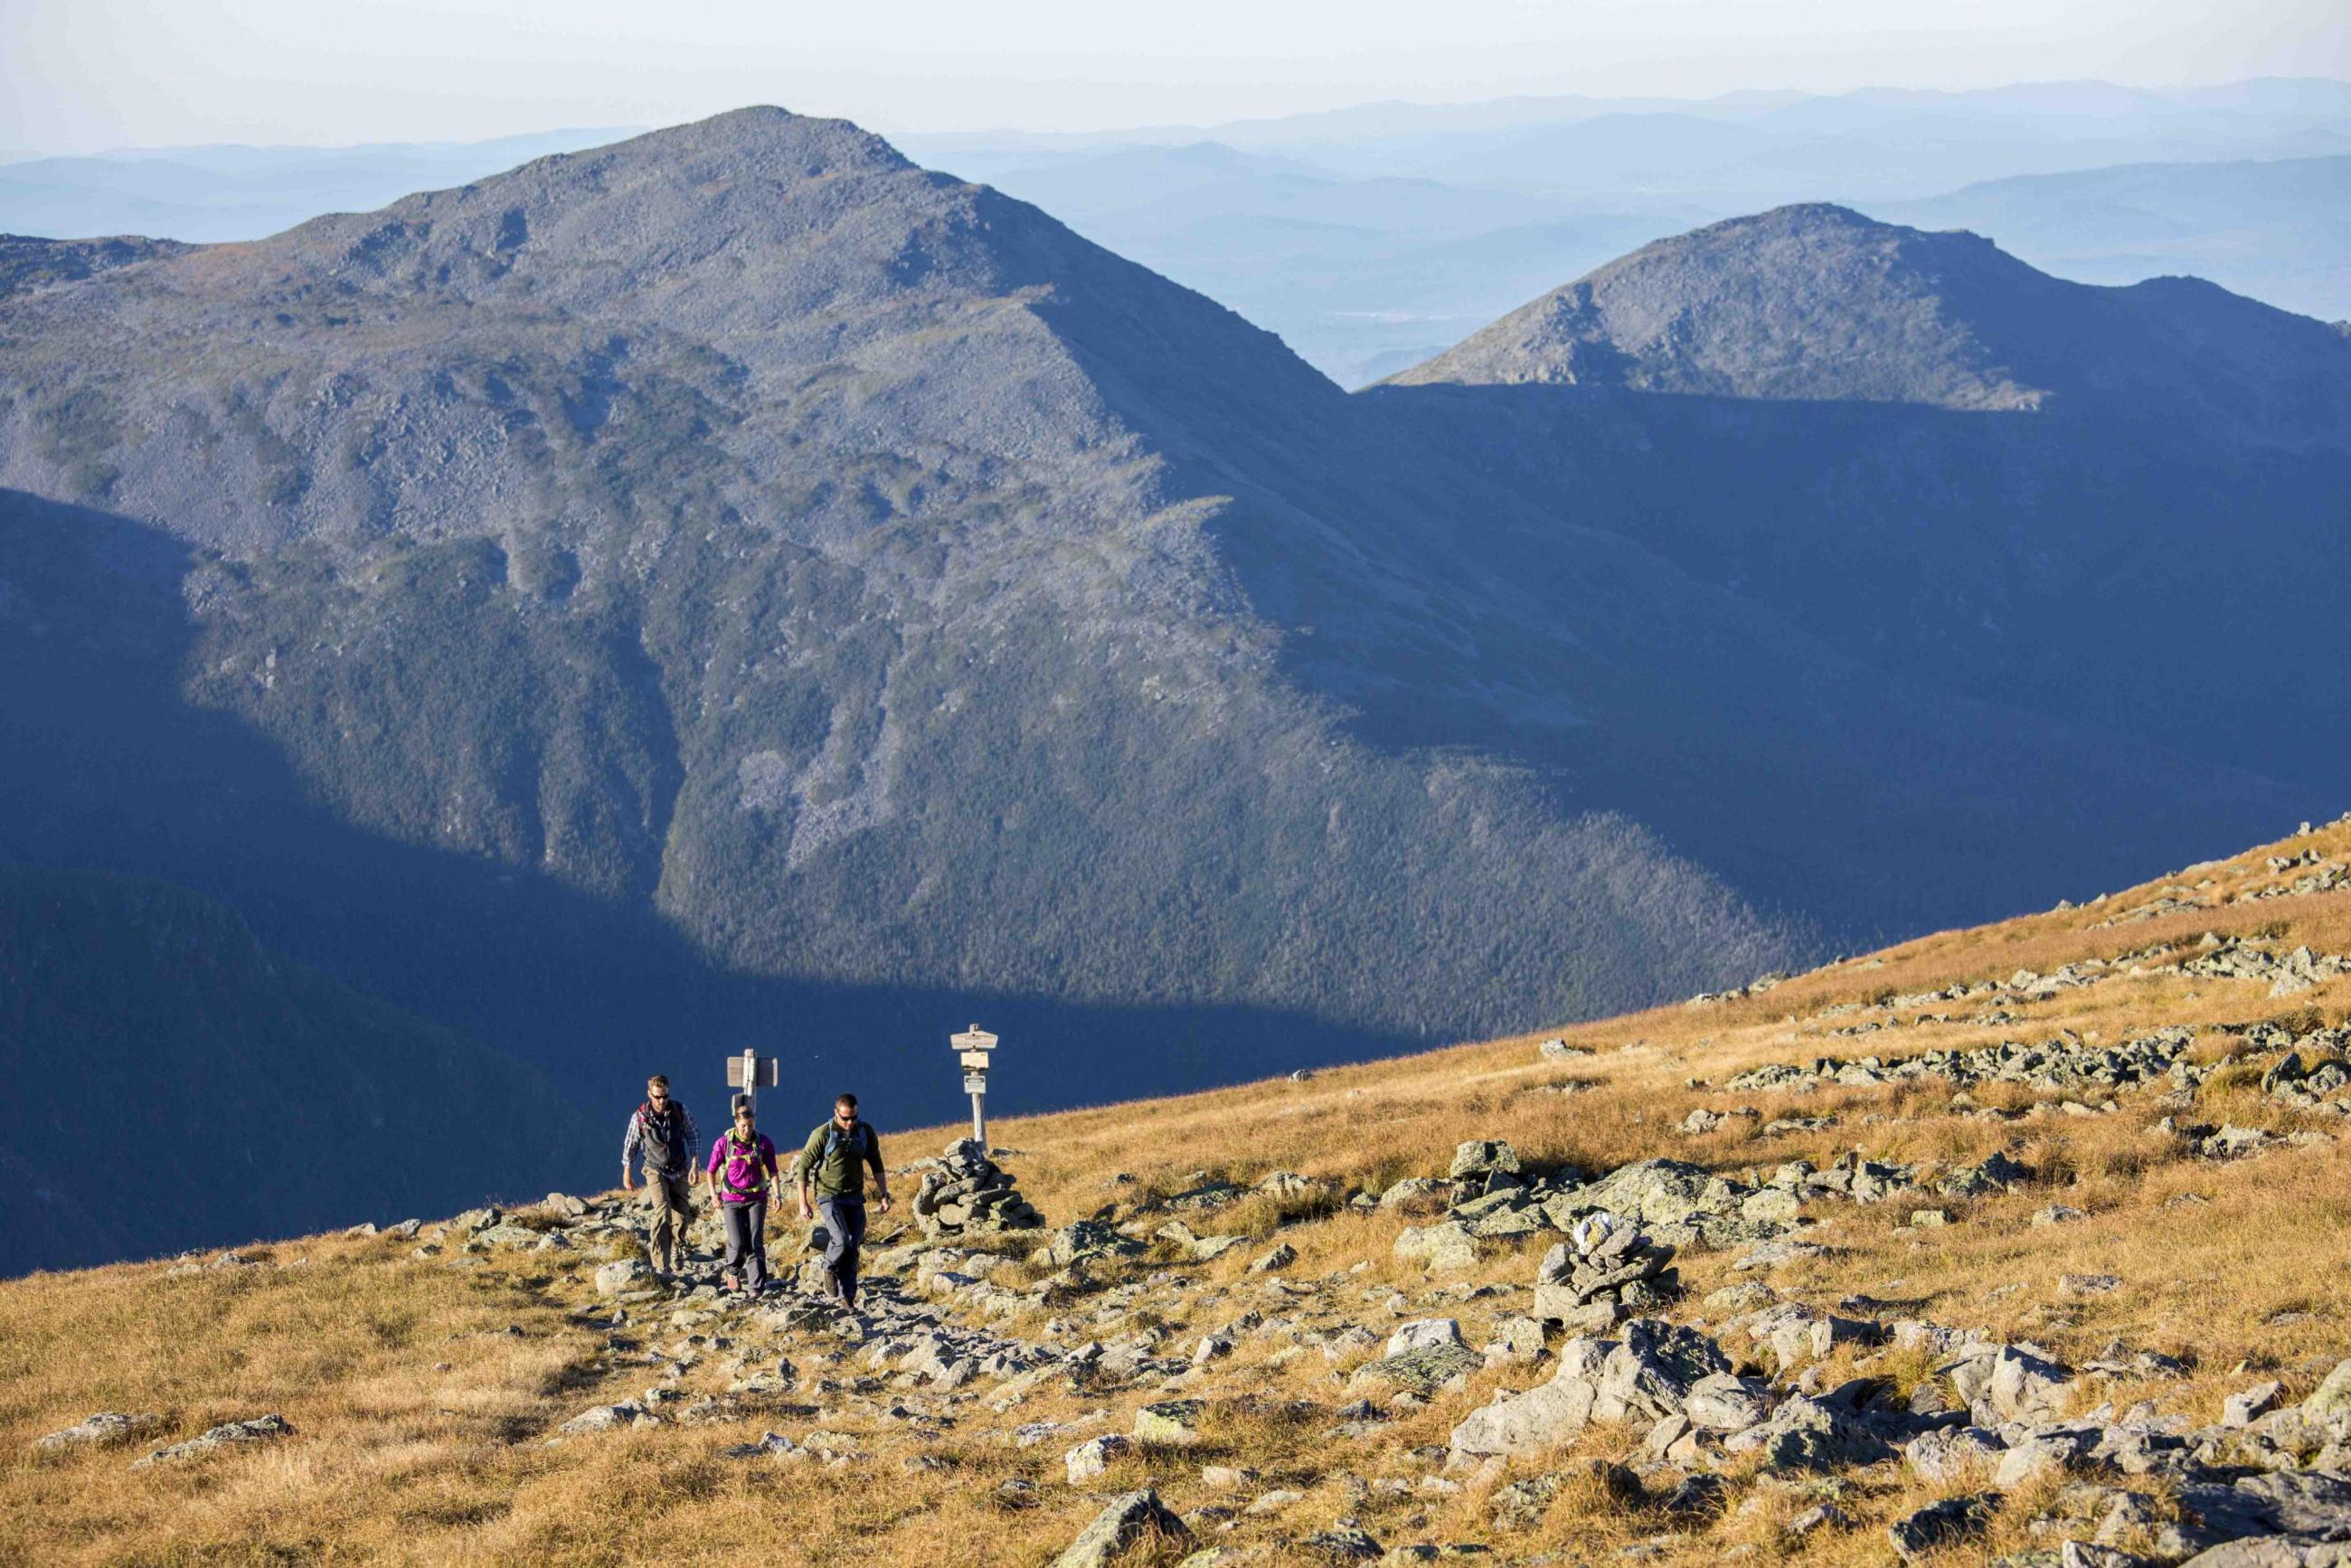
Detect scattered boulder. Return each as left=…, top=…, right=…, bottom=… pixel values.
left=130, top=1414, right=293, bottom=1468
left=1053, top=1489, right=1191, bottom=1568
left=34, top=1412, right=162, bottom=1451
left=1889, top=1495, right=1995, bottom=1561
left=1392, top=1223, right=1478, bottom=1272
left=1047, top=1221, right=1146, bottom=1270
left=1065, top=1433, right=1133, bottom=1485
left=595, top=1260, right=656, bottom=1296
left=1134, top=1401, right=1206, bottom=1446
left=1349, top=1342, right=1483, bottom=1397
left=1450, top=1340, right=1609, bottom=1459
left=1448, top=1141, right=1520, bottom=1180
left=1906, top=1425, right=2006, bottom=1481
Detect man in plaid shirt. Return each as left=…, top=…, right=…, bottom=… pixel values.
left=621, top=1074, right=702, bottom=1278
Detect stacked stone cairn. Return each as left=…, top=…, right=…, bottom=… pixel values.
left=1532, top=1214, right=1683, bottom=1335
left=911, top=1138, right=1045, bottom=1239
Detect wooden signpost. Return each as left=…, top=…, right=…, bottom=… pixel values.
left=726, top=1047, right=781, bottom=1112
left=953, top=1025, right=998, bottom=1148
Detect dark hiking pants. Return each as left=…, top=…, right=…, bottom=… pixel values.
left=817, top=1196, right=867, bottom=1307
left=643, top=1169, right=691, bottom=1274
left=721, top=1199, right=768, bottom=1292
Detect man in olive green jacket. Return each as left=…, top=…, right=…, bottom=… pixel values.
left=795, top=1091, right=892, bottom=1308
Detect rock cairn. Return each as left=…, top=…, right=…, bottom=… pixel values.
left=1532, top=1218, right=1682, bottom=1334
left=912, top=1138, right=1044, bottom=1239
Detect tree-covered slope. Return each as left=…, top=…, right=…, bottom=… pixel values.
left=0, top=866, right=602, bottom=1274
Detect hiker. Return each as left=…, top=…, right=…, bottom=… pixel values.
left=707, top=1096, right=779, bottom=1295
left=619, top=1073, right=701, bottom=1279
left=796, top=1091, right=892, bottom=1309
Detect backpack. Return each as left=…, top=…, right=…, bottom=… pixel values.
left=721, top=1133, right=770, bottom=1198
left=819, top=1121, right=874, bottom=1170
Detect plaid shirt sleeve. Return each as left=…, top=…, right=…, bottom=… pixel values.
left=683, top=1107, right=701, bottom=1166
left=620, top=1110, right=642, bottom=1173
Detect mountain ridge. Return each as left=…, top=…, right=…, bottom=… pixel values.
left=1389, top=201, right=2351, bottom=449
left=0, top=109, right=2327, bottom=1273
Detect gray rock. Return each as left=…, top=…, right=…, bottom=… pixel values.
left=1683, top=1373, right=1773, bottom=1433
left=1349, top=1342, right=1483, bottom=1396
left=1387, top=1319, right=1467, bottom=1356
left=1380, top=1178, right=1451, bottom=1212
left=1789, top=1503, right=1854, bottom=1537
left=1993, top=1425, right=2100, bottom=1487
left=1134, top=1400, right=1207, bottom=1446
left=1393, top=1222, right=1478, bottom=1271
left=1300, top=1524, right=1384, bottom=1562
left=1488, top=1473, right=1564, bottom=1530
left=556, top=1401, right=648, bottom=1437
left=595, top=1259, right=655, bottom=1295
left=1593, top=1319, right=1730, bottom=1422
left=1727, top=1393, right=1893, bottom=1469
left=130, top=1414, right=294, bottom=1468
left=1449, top=1339, right=1610, bottom=1457
left=1053, top=1490, right=1191, bottom=1568
left=1248, top=1243, right=1298, bottom=1273
left=1889, top=1495, right=1995, bottom=1561
left=1048, top=1221, right=1144, bottom=1269
left=1065, top=1433, right=1133, bottom=1485
left=1906, top=1425, right=2006, bottom=1481
left=2233, top=1469, right=2351, bottom=1538
left=2306, top=1359, right=2351, bottom=1422
left=1448, top=1141, right=1520, bottom=1179
left=1575, top=1159, right=1742, bottom=1227
left=34, top=1412, right=162, bottom=1451
left=2227, top=1382, right=2288, bottom=1427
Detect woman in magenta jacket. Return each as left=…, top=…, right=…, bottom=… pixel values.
left=706, top=1097, right=779, bottom=1295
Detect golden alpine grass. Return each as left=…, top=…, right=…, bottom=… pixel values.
left=4, top=818, right=2348, bottom=1564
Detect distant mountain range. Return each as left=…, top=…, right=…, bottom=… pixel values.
left=1871, top=155, right=2351, bottom=326
left=0, top=109, right=2337, bottom=1272
left=10, top=81, right=2348, bottom=387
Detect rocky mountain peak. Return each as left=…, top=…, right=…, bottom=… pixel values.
left=1392, top=201, right=2351, bottom=449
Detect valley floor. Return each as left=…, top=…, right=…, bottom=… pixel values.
left=6, top=817, right=2351, bottom=1565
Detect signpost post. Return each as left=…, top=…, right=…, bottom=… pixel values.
left=725, top=1047, right=781, bottom=1111
left=952, top=1025, right=998, bottom=1148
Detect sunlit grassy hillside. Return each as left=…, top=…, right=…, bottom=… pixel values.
left=5, top=813, right=2349, bottom=1565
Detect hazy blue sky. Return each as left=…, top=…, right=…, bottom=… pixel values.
left=6, top=0, right=2349, bottom=152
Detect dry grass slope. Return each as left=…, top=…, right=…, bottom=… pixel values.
left=5, top=815, right=2351, bottom=1565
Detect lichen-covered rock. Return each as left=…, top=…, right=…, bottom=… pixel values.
left=1065, top=1433, right=1132, bottom=1484
left=1349, top=1340, right=1482, bottom=1397
left=1053, top=1489, right=1191, bottom=1567
left=1133, top=1401, right=1206, bottom=1446
left=130, top=1414, right=294, bottom=1468
left=34, top=1412, right=163, bottom=1451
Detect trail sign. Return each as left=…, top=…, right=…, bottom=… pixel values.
left=726, top=1054, right=781, bottom=1089
left=726, top=1048, right=781, bottom=1114
left=951, top=1025, right=998, bottom=1146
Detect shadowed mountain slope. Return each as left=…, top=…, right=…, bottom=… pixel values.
left=0, top=866, right=602, bottom=1275
left=1389, top=203, right=2351, bottom=449
left=0, top=114, right=2321, bottom=1270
